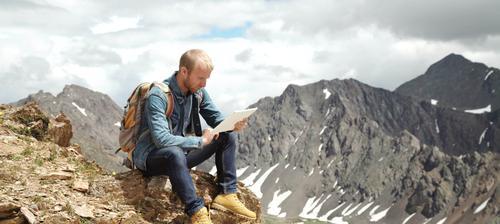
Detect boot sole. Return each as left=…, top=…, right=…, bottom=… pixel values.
left=211, top=203, right=257, bottom=220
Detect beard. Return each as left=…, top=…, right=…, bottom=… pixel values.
left=183, top=75, right=198, bottom=94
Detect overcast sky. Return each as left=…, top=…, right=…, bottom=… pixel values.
left=1, top=0, right=500, bottom=114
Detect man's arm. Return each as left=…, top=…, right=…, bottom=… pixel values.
left=146, top=87, right=203, bottom=148
left=198, top=88, right=225, bottom=128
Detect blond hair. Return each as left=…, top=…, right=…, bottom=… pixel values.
left=179, top=49, right=214, bottom=72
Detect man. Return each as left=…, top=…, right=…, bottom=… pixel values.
left=132, top=49, right=256, bottom=223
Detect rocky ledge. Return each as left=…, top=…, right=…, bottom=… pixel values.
left=0, top=102, right=261, bottom=223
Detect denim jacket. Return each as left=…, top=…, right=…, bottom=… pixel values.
left=132, top=72, right=225, bottom=171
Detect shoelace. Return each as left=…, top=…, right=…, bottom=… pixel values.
left=192, top=208, right=211, bottom=224
left=229, top=194, right=245, bottom=209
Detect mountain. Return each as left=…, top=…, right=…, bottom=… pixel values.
left=14, top=84, right=125, bottom=172
left=395, top=53, right=500, bottom=112
left=0, top=102, right=262, bottom=223
left=233, top=78, right=499, bottom=223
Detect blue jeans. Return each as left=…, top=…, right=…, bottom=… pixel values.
left=143, top=132, right=238, bottom=216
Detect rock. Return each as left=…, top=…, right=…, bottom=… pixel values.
left=40, top=171, right=72, bottom=180
left=0, top=203, right=19, bottom=219
left=9, top=102, right=49, bottom=140
left=115, top=170, right=262, bottom=223
left=48, top=112, right=72, bottom=147
left=72, top=180, right=89, bottom=193
left=20, top=207, right=37, bottom=224
left=0, top=216, right=26, bottom=224
left=73, top=204, right=94, bottom=218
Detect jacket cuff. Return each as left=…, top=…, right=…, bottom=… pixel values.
left=183, top=136, right=203, bottom=149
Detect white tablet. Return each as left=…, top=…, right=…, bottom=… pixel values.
left=213, top=108, right=258, bottom=133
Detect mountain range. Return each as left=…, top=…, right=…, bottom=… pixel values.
left=12, top=53, right=500, bottom=223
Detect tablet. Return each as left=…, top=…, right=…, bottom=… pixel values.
left=213, top=108, right=258, bottom=133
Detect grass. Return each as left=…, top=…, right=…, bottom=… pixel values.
left=80, top=217, right=93, bottom=224
left=9, top=154, right=22, bottom=161
left=21, top=146, right=34, bottom=157
left=35, top=156, right=44, bottom=166
left=75, top=160, right=100, bottom=181
left=48, top=145, right=58, bottom=162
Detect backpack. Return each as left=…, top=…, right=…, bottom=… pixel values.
left=116, top=82, right=174, bottom=167
left=116, top=81, right=204, bottom=169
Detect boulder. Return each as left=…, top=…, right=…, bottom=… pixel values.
left=48, top=112, right=72, bottom=147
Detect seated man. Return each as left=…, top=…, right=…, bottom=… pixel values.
left=132, top=49, right=256, bottom=223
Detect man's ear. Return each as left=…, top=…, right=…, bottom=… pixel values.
left=180, top=66, right=189, bottom=76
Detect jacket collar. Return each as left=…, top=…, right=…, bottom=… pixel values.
left=164, top=71, right=191, bottom=103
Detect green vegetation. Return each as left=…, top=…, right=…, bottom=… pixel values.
left=35, top=156, right=44, bottom=166
left=21, top=146, right=34, bottom=157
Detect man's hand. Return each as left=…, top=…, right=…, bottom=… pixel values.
left=201, top=128, right=219, bottom=146
left=233, top=118, right=248, bottom=132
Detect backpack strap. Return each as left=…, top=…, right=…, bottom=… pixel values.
left=152, top=82, right=174, bottom=118
left=191, top=90, right=204, bottom=136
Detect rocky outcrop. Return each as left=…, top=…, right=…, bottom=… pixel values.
left=395, top=53, right=500, bottom=111
left=48, top=112, right=73, bottom=147
left=0, top=103, right=262, bottom=223
left=232, top=77, right=499, bottom=223
left=15, top=85, right=124, bottom=172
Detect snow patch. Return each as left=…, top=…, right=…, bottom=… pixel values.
left=318, top=202, right=345, bottom=222
left=294, top=130, right=304, bottom=144
left=242, top=168, right=261, bottom=186
left=343, top=202, right=362, bottom=216
left=473, top=197, right=491, bottom=214
left=378, top=157, right=384, bottom=162
left=402, top=213, right=416, bottom=224
left=479, top=127, right=488, bottom=144
left=267, top=189, right=292, bottom=217
left=323, top=88, right=331, bottom=99
left=369, top=205, right=391, bottom=222
left=327, top=160, right=334, bottom=168
left=318, top=144, right=323, bottom=153
left=435, top=119, right=440, bottom=133
left=308, top=168, right=314, bottom=176
left=307, top=194, right=332, bottom=219
left=436, top=217, right=447, bottom=224
left=114, top=122, right=121, bottom=127
left=236, top=166, right=249, bottom=177
left=357, top=201, right=374, bottom=215
left=465, top=105, right=491, bottom=114
left=209, top=166, right=217, bottom=175
left=431, top=99, right=438, bottom=105
left=72, top=102, right=88, bottom=116
left=319, top=126, right=327, bottom=135
left=484, top=70, right=494, bottom=80
left=249, top=163, right=279, bottom=198
left=275, top=177, right=279, bottom=184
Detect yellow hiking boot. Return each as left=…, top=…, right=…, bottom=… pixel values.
left=190, top=207, right=212, bottom=224
left=212, top=193, right=256, bottom=220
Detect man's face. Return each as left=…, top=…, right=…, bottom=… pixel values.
left=183, top=64, right=211, bottom=93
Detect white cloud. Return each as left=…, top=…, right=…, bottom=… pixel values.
left=91, top=16, right=142, bottom=34
left=1, top=0, right=500, bottom=115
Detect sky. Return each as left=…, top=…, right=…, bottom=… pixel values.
left=1, top=0, right=500, bottom=114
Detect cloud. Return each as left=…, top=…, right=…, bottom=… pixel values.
left=0, top=56, right=88, bottom=103
left=362, top=0, right=500, bottom=41
left=63, top=44, right=122, bottom=67
left=1, top=0, right=500, bottom=114
left=235, top=49, right=252, bottom=63
left=0, top=0, right=89, bottom=35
